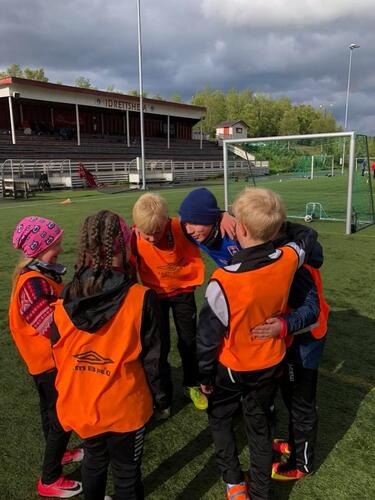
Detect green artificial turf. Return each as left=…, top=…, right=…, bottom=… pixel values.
left=0, top=181, right=374, bottom=499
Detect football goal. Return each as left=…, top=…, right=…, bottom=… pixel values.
left=223, top=132, right=375, bottom=234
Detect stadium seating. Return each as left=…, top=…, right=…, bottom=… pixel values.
left=0, top=132, right=223, bottom=163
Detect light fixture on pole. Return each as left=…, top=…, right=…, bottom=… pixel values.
left=136, top=0, right=146, bottom=189
left=319, top=103, right=333, bottom=119
left=342, top=43, right=360, bottom=174
left=344, top=43, right=360, bottom=130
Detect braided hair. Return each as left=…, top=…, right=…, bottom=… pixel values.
left=69, top=210, right=129, bottom=298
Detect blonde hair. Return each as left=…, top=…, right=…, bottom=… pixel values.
left=132, top=193, right=169, bottom=234
left=232, top=187, right=286, bottom=241
left=11, top=256, right=33, bottom=298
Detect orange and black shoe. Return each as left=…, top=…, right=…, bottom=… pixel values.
left=272, top=462, right=309, bottom=481
left=226, top=482, right=250, bottom=500
left=272, top=439, right=291, bottom=457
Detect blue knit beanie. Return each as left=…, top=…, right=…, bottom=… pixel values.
left=179, top=188, right=221, bottom=225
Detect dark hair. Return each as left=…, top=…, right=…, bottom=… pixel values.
left=69, top=210, right=128, bottom=298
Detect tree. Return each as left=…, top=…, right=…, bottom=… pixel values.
left=0, top=64, right=24, bottom=78
left=75, top=76, right=95, bottom=89
left=279, top=109, right=300, bottom=135
left=153, top=93, right=164, bottom=100
left=225, top=88, right=241, bottom=120
left=23, top=67, right=48, bottom=82
left=106, top=84, right=122, bottom=93
left=0, top=64, right=49, bottom=81
left=128, top=89, right=148, bottom=97
left=295, top=104, right=318, bottom=135
left=192, top=87, right=226, bottom=137
left=170, top=93, right=182, bottom=103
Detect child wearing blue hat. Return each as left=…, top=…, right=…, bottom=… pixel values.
left=179, top=188, right=240, bottom=267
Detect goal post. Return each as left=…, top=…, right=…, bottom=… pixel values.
left=223, top=131, right=375, bottom=235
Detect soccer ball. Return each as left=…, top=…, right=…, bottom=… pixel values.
left=304, top=214, right=313, bottom=223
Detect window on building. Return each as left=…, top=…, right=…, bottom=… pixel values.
left=236, top=127, right=243, bottom=133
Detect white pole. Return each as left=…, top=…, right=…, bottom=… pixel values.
left=343, top=43, right=360, bottom=175
left=344, top=49, right=354, bottom=131
left=223, top=141, right=228, bottom=211
left=137, top=0, right=146, bottom=190
left=75, top=104, right=81, bottom=146
left=167, top=115, right=170, bottom=149
left=311, top=156, right=314, bottom=180
left=331, top=155, right=334, bottom=177
left=200, top=120, right=203, bottom=150
left=346, top=133, right=356, bottom=234
left=68, top=159, right=72, bottom=188
left=341, top=141, right=346, bottom=175
left=126, top=110, right=130, bottom=147
left=8, top=96, right=16, bottom=145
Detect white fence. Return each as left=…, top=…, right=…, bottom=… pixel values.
left=0, top=158, right=269, bottom=195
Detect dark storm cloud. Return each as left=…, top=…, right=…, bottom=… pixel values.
left=0, top=0, right=374, bottom=134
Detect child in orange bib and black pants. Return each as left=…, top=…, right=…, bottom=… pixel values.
left=132, top=194, right=207, bottom=414
left=51, top=210, right=170, bottom=500
left=9, top=216, right=82, bottom=498
left=253, top=224, right=329, bottom=480
left=197, top=189, right=310, bottom=500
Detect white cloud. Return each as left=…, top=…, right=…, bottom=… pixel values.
left=202, top=0, right=375, bottom=27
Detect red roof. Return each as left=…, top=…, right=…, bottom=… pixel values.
left=0, top=77, right=206, bottom=112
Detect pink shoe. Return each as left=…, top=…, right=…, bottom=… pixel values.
left=62, top=448, right=84, bottom=466
left=37, top=476, right=82, bottom=498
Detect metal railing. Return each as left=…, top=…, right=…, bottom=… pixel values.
left=0, top=157, right=270, bottom=195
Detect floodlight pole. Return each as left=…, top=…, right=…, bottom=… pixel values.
left=342, top=43, right=360, bottom=174
left=137, top=0, right=146, bottom=189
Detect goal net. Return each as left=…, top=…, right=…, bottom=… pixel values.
left=223, top=132, right=375, bottom=234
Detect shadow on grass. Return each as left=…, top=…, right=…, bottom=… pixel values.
left=147, top=366, right=191, bottom=433
left=272, top=308, right=374, bottom=499
left=145, top=309, right=374, bottom=499
left=144, top=417, right=248, bottom=499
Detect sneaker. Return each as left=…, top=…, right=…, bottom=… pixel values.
left=154, top=407, right=171, bottom=421
left=61, top=448, right=84, bottom=466
left=184, top=386, right=208, bottom=411
left=272, top=439, right=291, bottom=457
left=37, top=476, right=83, bottom=498
left=226, top=482, right=250, bottom=500
left=272, top=462, right=308, bottom=481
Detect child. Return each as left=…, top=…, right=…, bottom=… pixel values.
left=179, top=187, right=239, bottom=267
left=51, top=210, right=169, bottom=500
left=252, top=228, right=329, bottom=481
left=197, top=188, right=306, bottom=500
left=132, top=193, right=207, bottom=412
left=9, top=216, right=82, bottom=498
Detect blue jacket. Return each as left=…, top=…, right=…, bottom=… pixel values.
left=196, top=234, right=240, bottom=267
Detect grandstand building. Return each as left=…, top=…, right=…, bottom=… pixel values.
left=0, top=77, right=205, bottom=144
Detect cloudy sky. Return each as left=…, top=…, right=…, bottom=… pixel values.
left=0, top=0, right=374, bottom=134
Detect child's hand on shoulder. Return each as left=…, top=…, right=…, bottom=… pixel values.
left=220, top=212, right=236, bottom=240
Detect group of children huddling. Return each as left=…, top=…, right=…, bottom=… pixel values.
left=9, top=186, right=329, bottom=500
